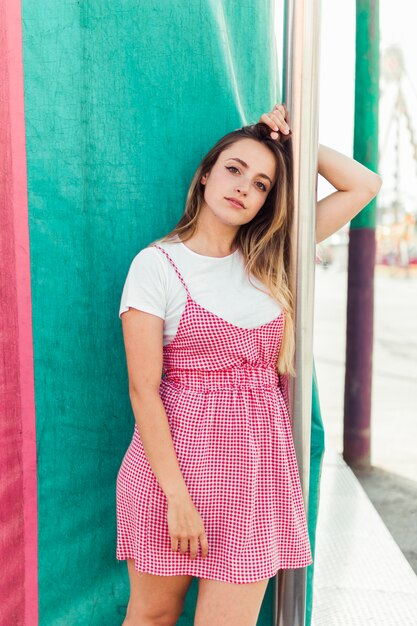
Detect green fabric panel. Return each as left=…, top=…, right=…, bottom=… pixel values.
left=306, top=361, right=326, bottom=626
left=22, top=0, right=324, bottom=622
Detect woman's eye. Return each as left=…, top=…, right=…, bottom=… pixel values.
left=225, top=166, right=267, bottom=192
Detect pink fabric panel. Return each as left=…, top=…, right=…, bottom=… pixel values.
left=0, top=1, right=38, bottom=625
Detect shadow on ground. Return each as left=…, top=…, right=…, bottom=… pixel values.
left=353, top=465, right=417, bottom=575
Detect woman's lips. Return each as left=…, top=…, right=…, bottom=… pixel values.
left=225, top=197, right=245, bottom=209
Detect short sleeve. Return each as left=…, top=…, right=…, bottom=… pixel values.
left=118, top=247, right=167, bottom=319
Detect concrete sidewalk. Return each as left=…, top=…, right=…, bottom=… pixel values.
left=312, top=446, right=417, bottom=626
left=313, top=255, right=417, bottom=574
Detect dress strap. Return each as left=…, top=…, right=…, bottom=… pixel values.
left=152, top=244, right=191, bottom=298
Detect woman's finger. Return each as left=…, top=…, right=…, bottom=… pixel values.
left=189, top=536, right=199, bottom=560
left=271, top=104, right=290, bottom=127
left=270, top=112, right=290, bottom=134
left=180, top=536, right=189, bottom=554
left=259, top=111, right=290, bottom=137
left=270, top=110, right=289, bottom=128
left=268, top=113, right=290, bottom=134
left=259, top=112, right=279, bottom=131
left=274, top=103, right=287, bottom=116
left=199, top=532, right=209, bottom=558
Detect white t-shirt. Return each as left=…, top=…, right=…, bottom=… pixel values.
left=119, top=235, right=283, bottom=346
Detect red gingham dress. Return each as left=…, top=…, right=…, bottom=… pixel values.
left=116, top=244, right=313, bottom=584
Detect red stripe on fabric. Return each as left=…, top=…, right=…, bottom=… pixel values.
left=0, top=1, right=38, bottom=625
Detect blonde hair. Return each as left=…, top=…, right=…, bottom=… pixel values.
left=151, top=122, right=295, bottom=376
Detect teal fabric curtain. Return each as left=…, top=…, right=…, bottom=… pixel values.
left=21, top=1, right=323, bottom=623
left=306, top=362, right=326, bottom=626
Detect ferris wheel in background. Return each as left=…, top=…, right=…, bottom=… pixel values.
left=377, top=45, right=417, bottom=271
left=380, top=45, right=417, bottom=219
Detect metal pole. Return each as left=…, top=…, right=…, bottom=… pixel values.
left=273, top=1, right=321, bottom=624
left=343, top=0, right=380, bottom=469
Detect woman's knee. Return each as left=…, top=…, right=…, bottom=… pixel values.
left=124, top=602, right=183, bottom=626
left=124, top=560, right=193, bottom=625
left=194, top=576, right=270, bottom=626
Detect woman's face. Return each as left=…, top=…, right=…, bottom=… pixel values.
left=200, top=138, right=277, bottom=226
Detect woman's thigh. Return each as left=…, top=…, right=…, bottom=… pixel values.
left=124, top=559, right=193, bottom=624
left=194, top=576, right=271, bottom=626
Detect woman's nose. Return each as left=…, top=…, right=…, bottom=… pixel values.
left=235, top=182, right=248, bottom=193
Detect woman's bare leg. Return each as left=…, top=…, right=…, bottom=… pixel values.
left=122, top=559, right=193, bottom=626
left=194, top=576, right=271, bottom=626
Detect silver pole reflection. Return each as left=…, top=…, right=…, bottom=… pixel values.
left=273, top=1, right=321, bottom=625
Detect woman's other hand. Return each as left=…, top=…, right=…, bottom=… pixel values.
left=167, top=494, right=209, bottom=560
left=259, top=103, right=291, bottom=139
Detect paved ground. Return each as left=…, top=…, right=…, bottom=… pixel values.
left=312, top=447, right=417, bottom=626
left=313, top=245, right=417, bottom=573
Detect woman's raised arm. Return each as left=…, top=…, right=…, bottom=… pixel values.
left=315, top=144, right=382, bottom=243
left=259, top=104, right=383, bottom=243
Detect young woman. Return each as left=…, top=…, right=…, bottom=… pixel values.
left=116, top=103, right=382, bottom=626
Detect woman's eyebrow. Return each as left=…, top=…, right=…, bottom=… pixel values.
left=227, top=157, right=273, bottom=185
